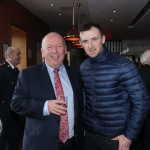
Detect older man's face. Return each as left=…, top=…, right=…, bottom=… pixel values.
left=41, top=33, right=67, bottom=69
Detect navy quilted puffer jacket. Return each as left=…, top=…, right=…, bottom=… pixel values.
left=80, top=47, right=150, bottom=140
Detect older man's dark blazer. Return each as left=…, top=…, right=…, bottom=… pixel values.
left=11, top=63, right=84, bottom=150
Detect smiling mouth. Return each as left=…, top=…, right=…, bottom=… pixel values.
left=89, top=49, right=95, bottom=53
left=52, top=55, right=59, bottom=60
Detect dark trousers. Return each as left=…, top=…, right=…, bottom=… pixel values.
left=83, top=132, right=119, bottom=150
left=0, top=115, right=20, bottom=150
left=59, top=136, right=77, bottom=150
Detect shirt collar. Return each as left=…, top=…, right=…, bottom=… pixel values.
left=45, top=62, right=64, bottom=73
left=89, top=46, right=110, bottom=63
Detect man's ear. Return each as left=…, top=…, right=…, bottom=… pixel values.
left=102, top=35, right=106, bottom=44
left=64, top=45, right=67, bottom=54
left=41, top=48, right=44, bottom=56
left=41, top=48, right=43, bottom=53
left=7, top=52, right=11, bottom=58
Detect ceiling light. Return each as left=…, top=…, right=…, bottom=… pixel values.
left=72, top=41, right=81, bottom=46
left=77, top=3, right=81, bottom=7
left=51, top=4, right=53, bottom=6
left=111, top=20, right=113, bottom=21
left=72, top=41, right=83, bottom=48
left=64, top=0, right=79, bottom=41
left=59, top=14, right=61, bottom=16
left=113, top=11, right=116, bottom=12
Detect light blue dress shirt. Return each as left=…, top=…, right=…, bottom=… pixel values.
left=43, top=63, right=74, bottom=138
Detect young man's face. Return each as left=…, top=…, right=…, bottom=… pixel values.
left=80, top=27, right=105, bottom=58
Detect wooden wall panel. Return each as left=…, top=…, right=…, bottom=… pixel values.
left=0, top=0, right=49, bottom=66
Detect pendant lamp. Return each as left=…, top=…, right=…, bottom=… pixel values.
left=72, top=41, right=82, bottom=48
left=64, top=0, right=79, bottom=41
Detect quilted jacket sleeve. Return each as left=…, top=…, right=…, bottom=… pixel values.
left=119, top=60, right=150, bottom=140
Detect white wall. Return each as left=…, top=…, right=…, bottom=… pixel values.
left=122, top=38, right=150, bottom=56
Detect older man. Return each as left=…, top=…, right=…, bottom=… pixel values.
left=0, top=46, right=21, bottom=150
left=11, top=32, right=84, bottom=150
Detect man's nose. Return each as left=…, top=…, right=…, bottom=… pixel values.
left=88, top=41, right=93, bottom=48
left=52, top=46, right=58, bottom=52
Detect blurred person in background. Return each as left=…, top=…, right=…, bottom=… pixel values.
left=132, top=50, right=150, bottom=150
left=0, top=46, right=21, bottom=150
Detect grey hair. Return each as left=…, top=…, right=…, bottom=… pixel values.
left=41, top=32, right=66, bottom=48
left=4, top=47, right=14, bottom=59
left=140, top=50, right=150, bottom=65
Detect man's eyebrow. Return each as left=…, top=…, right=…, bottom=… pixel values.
left=81, top=39, right=87, bottom=42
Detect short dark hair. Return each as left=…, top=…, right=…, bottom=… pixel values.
left=79, top=20, right=103, bottom=36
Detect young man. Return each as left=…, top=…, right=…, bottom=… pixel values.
left=11, top=32, right=84, bottom=150
left=79, top=20, right=150, bottom=150
left=0, top=46, right=21, bottom=150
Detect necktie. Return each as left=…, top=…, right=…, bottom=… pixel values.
left=53, top=69, right=69, bottom=143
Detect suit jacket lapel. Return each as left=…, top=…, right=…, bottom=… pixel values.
left=38, top=63, right=56, bottom=98
left=64, top=65, right=78, bottom=118
left=37, top=63, right=78, bottom=111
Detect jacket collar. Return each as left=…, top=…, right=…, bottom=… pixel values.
left=2, top=60, right=14, bottom=69
left=89, top=46, right=110, bottom=64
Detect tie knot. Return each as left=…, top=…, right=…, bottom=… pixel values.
left=53, top=68, right=59, bottom=73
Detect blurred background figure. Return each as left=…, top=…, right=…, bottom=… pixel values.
left=131, top=50, right=150, bottom=150
left=139, top=50, right=150, bottom=150
left=139, top=50, right=150, bottom=96
left=134, top=62, right=141, bottom=69
left=0, top=46, right=21, bottom=150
